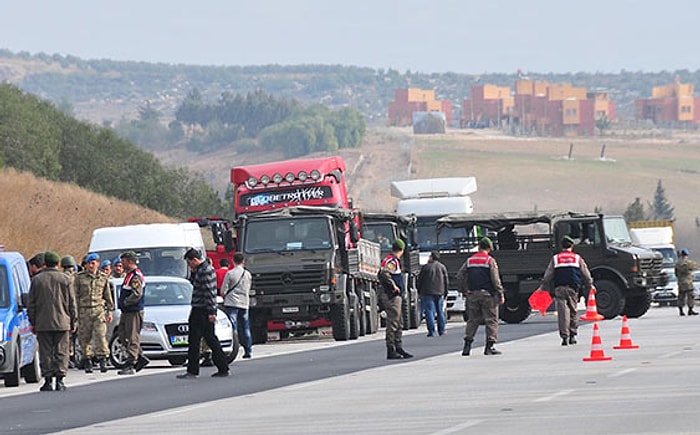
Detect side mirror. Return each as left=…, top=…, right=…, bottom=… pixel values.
left=350, top=222, right=360, bottom=244
left=411, top=227, right=418, bottom=247
left=223, top=229, right=234, bottom=252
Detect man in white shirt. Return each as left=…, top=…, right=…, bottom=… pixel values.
left=221, top=253, right=253, bottom=358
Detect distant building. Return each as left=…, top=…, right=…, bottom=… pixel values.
left=464, top=79, right=616, bottom=137
left=388, top=88, right=452, bottom=127
left=635, top=81, right=700, bottom=125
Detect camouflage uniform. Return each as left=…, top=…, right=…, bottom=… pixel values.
left=74, top=269, right=114, bottom=363
left=675, top=255, right=699, bottom=315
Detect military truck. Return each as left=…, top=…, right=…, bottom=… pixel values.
left=237, top=206, right=381, bottom=342
left=436, top=211, right=665, bottom=322
left=362, top=212, right=421, bottom=329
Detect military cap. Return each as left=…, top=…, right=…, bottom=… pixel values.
left=61, top=255, right=77, bottom=268
left=681, top=248, right=690, bottom=256
left=479, top=237, right=494, bottom=250
left=44, top=251, right=61, bottom=266
left=120, top=251, right=138, bottom=261
left=562, top=235, right=576, bottom=248
left=391, top=239, right=406, bottom=252
left=85, top=252, right=100, bottom=263
left=100, top=259, right=111, bottom=269
left=112, top=257, right=122, bottom=265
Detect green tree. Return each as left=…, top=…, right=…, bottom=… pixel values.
left=651, top=179, right=674, bottom=220
left=624, top=197, right=647, bottom=222
left=595, top=114, right=611, bottom=136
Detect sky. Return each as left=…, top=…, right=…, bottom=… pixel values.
left=1, top=0, right=699, bottom=74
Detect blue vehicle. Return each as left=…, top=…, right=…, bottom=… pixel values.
left=0, top=250, right=40, bottom=387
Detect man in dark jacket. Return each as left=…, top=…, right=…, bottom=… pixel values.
left=117, top=251, right=149, bottom=375
left=417, top=251, right=449, bottom=337
left=177, top=248, right=230, bottom=379
left=378, top=240, right=413, bottom=360
left=27, top=251, right=76, bottom=391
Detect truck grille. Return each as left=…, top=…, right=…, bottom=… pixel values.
left=253, top=265, right=326, bottom=294
left=640, top=257, right=664, bottom=276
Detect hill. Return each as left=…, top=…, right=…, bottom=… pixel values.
left=0, top=168, right=174, bottom=260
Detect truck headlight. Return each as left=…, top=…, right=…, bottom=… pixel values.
left=320, top=294, right=332, bottom=303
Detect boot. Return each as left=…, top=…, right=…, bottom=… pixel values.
left=462, top=339, right=473, bottom=356
left=386, top=345, right=402, bottom=360
left=99, top=357, right=108, bottom=373
left=484, top=340, right=502, bottom=355
left=40, top=377, right=53, bottom=392
left=55, top=376, right=66, bottom=391
left=396, top=347, right=413, bottom=359
left=83, top=357, right=93, bottom=374
left=679, top=307, right=685, bottom=316
left=689, top=309, right=699, bottom=316
left=568, top=334, right=577, bottom=345
left=561, top=336, right=568, bottom=346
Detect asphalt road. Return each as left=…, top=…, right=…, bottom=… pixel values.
left=4, top=306, right=700, bottom=435
left=1, top=316, right=554, bottom=434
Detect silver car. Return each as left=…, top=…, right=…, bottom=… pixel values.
left=108, top=276, right=239, bottom=368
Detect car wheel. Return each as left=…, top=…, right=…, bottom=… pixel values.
left=167, top=355, right=187, bottom=366
left=109, top=333, right=128, bottom=369
left=4, top=344, right=20, bottom=387
left=21, top=344, right=40, bottom=384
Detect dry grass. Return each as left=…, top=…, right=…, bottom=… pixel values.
left=0, top=168, right=174, bottom=260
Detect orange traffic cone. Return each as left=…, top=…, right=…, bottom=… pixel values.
left=580, top=287, right=605, bottom=321
left=583, top=322, right=612, bottom=361
left=613, top=315, right=639, bottom=349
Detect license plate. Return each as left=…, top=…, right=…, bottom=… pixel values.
left=170, top=335, right=188, bottom=346
left=282, top=306, right=299, bottom=313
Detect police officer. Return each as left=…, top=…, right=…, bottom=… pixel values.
left=117, top=251, right=150, bottom=375
left=540, top=235, right=593, bottom=345
left=675, top=248, right=699, bottom=316
left=74, top=253, right=115, bottom=373
left=378, top=239, right=413, bottom=360
left=458, top=237, right=505, bottom=356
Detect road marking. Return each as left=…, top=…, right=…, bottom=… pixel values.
left=608, top=368, right=637, bottom=378
left=659, top=350, right=683, bottom=359
left=148, top=403, right=209, bottom=418
left=533, top=389, right=575, bottom=402
left=429, top=419, right=484, bottom=435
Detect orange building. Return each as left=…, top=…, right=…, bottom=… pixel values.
left=635, top=81, right=700, bottom=125
left=388, top=88, right=452, bottom=126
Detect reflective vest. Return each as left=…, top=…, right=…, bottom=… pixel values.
left=467, top=251, right=495, bottom=293
left=381, top=253, right=405, bottom=292
left=119, top=268, right=146, bottom=312
left=553, top=251, right=583, bottom=288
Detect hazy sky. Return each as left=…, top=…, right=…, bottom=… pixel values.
left=1, top=0, right=698, bottom=74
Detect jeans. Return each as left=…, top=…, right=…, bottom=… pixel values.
left=421, top=295, right=446, bottom=336
left=224, top=306, right=253, bottom=355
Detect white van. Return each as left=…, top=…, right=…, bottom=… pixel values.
left=88, top=223, right=206, bottom=278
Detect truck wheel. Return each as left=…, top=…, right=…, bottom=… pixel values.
left=622, top=292, right=652, bottom=318
left=410, top=289, right=421, bottom=329
left=21, top=344, right=40, bottom=384
left=367, top=286, right=379, bottom=334
left=349, top=293, right=360, bottom=340
left=331, top=297, right=351, bottom=341
left=357, top=292, right=367, bottom=337
left=251, top=320, right=268, bottom=345
left=499, top=298, right=531, bottom=324
left=595, top=280, right=625, bottom=319
left=401, top=293, right=411, bottom=331
left=108, top=333, right=128, bottom=369
left=4, top=345, right=20, bottom=387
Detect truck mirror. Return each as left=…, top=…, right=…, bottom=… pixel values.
left=350, top=222, right=360, bottom=244
left=223, top=229, right=234, bottom=252
left=411, top=227, right=418, bottom=247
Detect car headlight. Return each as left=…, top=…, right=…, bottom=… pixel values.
left=141, top=321, right=157, bottom=332
left=217, top=316, right=232, bottom=328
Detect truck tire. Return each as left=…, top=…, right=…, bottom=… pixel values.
left=410, top=288, right=421, bottom=329
left=4, top=345, right=20, bottom=387
left=109, top=333, right=128, bottom=369
left=331, top=297, right=351, bottom=341
left=357, top=291, right=367, bottom=337
left=499, top=298, right=532, bottom=324
left=595, top=279, right=625, bottom=319
left=251, top=319, right=268, bottom=345
left=349, top=293, right=360, bottom=340
left=622, top=292, right=652, bottom=318
left=367, top=286, right=379, bottom=334
left=401, top=293, right=411, bottom=330
left=21, top=344, right=40, bottom=384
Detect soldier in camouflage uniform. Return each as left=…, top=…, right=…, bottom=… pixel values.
left=74, top=252, right=115, bottom=373
left=675, top=248, right=699, bottom=316
left=112, top=257, right=126, bottom=279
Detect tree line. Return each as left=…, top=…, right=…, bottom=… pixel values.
left=0, top=83, right=225, bottom=219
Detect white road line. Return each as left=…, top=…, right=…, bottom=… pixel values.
left=533, top=389, right=575, bottom=403
left=658, top=350, right=683, bottom=359
left=608, top=368, right=637, bottom=378
left=148, top=403, right=210, bottom=419
left=429, top=419, right=485, bottom=435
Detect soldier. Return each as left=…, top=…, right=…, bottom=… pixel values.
left=378, top=239, right=413, bottom=360
left=27, top=251, right=77, bottom=392
left=117, top=251, right=150, bottom=375
left=675, top=248, right=699, bottom=316
left=100, top=259, right=112, bottom=277
left=539, top=235, right=594, bottom=345
left=61, top=255, right=78, bottom=275
left=112, top=257, right=126, bottom=279
left=457, top=237, right=505, bottom=356
left=74, top=252, right=114, bottom=373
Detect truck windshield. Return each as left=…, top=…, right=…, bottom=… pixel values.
left=417, top=217, right=470, bottom=251
left=653, top=247, right=677, bottom=268
left=0, top=265, right=8, bottom=308
left=244, top=218, right=332, bottom=253
left=603, top=217, right=633, bottom=244
left=93, top=248, right=189, bottom=278
left=363, top=223, right=396, bottom=249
